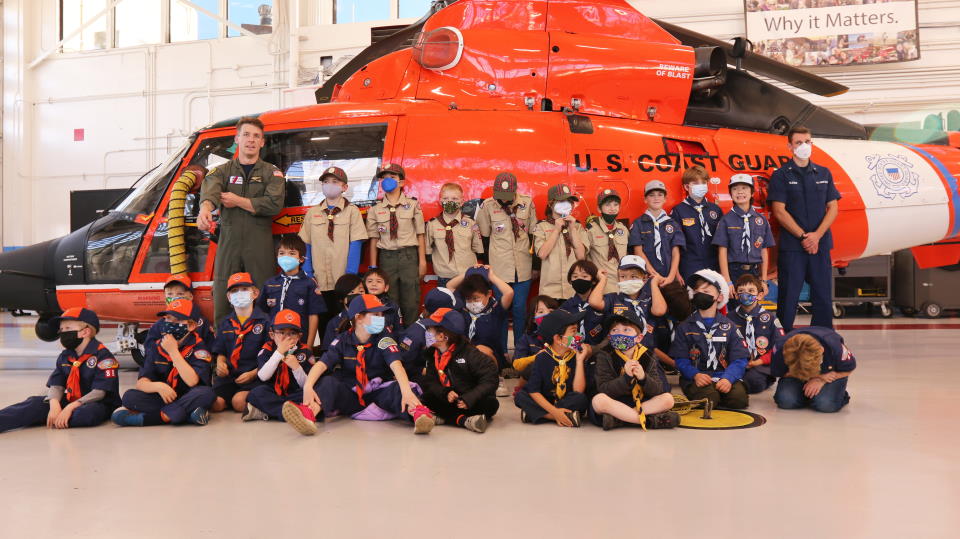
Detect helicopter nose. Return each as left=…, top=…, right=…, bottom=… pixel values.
left=0, top=239, right=61, bottom=314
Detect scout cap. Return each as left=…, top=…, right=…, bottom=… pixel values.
left=347, top=294, right=390, bottom=319
left=644, top=180, right=667, bottom=196
left=320, top=166, right=348, bottom=184
left=377, top=163, right=405, bottom=180
left=618, top=255, right=647, bottom=272
left=156, top=299, right=196, bottom=321
left=272, top=309, right=303, bottom=332
left=597, top=188, right=621, bottom=207
left=165, top=273, right=192, bottom=290
left=227, top=272, right=256, bottom=291
left=420, top=307, right=466, bottom=336
left=54, top=307, right=101, bottom=332
left=688, top=268, right=730, bottom=309
left=729, top=174, right=754, bottom=190
left=547, top=184, right=578, bottom=203
left=537, top=308, right=586, bottom=341
left=493, top=172, right=518, bottom=202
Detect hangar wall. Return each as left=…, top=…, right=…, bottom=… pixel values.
left=1, top=0, right=959, bottom=249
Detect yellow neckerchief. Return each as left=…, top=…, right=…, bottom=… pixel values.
left=547, top=346, right=575, bottom=400
left=614, top=344, right=648, bottom=431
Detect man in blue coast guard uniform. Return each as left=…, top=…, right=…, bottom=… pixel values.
left=767, top=126, right=840, bottom=332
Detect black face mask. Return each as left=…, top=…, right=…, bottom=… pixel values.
left=571, top=279, right=594, bottom=295
left=601, top=213, right=618, bottom=224
left=59, top=330, right=83, bottom=350
left=159, top=320, right=190, bottom=340
left=692, top=292, right=716, bottom=311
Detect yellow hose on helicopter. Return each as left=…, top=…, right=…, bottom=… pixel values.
left=167, top=166, right=206, bottom=275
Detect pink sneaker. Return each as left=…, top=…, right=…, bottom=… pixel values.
left=282, top=401, right=318, bottom=436
left=412, top=405, right=435, bottom=435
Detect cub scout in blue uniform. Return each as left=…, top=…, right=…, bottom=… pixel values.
left=670, top=269, right=751, bottom=409
left=628, top=180, right=685, bottom=285
left=321, top=274, right=366, bottom=352
left=587, top=255, right=666, bottom=345
left=212, top=272, right=271, bottom=413
left=514, top=309, right=592, bottom=427
left=398, top=286, right=465, bottom=378
left=242, top=310, right=315, bottom=421
left=144, top=273, right=215, bottom=352
left=113, top=300, right=216, bottom=426
left=713, top=174, right=775, bottom=289
left=727, top=274, right=784, bottom=394
left=282, top=294, right=436, bottom=436
left=258, top=234, right=325, bottom=349
left=0, top=308, right=119, bottom=433
left=670, top=166, right=722, bottom=281
left=771, top=326, right=855, bottom=413
left=447, top=265, right=514, bottom=369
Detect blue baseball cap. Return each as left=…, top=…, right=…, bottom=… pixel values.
left=347, top=294, right=390, bottom=319
left=420, top=308, right=466, bottom=336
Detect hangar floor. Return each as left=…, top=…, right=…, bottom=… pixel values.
left=0, top=312, right=957, bottom=539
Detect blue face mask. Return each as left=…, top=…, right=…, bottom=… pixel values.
left=381, top=177, right=398, bottom=193
left=690, top=184, right=709, bottom=199
left=277, top=256, right=300, bottom=273
left=364, top=315, right=386, bottom=335
left=425, top=330, right=438, bottom=348
left=608, top=333, right=636, bottom=351
left=738, top=293, right=758, bottom=306
left=159, top=320, right=190, bottom=340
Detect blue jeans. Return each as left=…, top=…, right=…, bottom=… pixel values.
left=774, top=376, right=849, bottom=413
left=494, top=279, right=531, bottom=352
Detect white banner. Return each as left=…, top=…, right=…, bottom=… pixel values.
left=744, top=0, right=919, bottom=66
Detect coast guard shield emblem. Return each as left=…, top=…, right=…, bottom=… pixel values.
left=866, top=154, right=919, bottom=200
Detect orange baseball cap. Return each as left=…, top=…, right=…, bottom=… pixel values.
left=272, top=309, right=303, bottom=332
left=165, top=273, right=192, bottom=289
left=157, top=298, right=196, bottom=321
left=227, top=272, right=255, bottom=291
left=346, top=294, right=389, bottom=318
left=54, top=307, right=101, bottom=331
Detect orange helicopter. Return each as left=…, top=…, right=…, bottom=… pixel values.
left=1, top=0, right=959, bottom=357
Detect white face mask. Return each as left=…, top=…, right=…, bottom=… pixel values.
left=618, top=279, right=645, bottom=295
left=229, top=290, right=254, bottom=308
left=689, top=184, right=708, bottom=199
left=321, top=183, right=343, bottom=200
left=465, top=301, right=486, bottom=314
left=793, top=142, right=812, bottom=160
left=553, top=201, right=573, bottom=218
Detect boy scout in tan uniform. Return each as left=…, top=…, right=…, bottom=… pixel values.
left=366, top=164, right=426, bottom=327
left=198, top=117, right=286, bottom=322
left=475, top=172, right=537, bottom=350
left=586, top=188, right=630, bottom=294
left=533, top=184, right=590, bottom=300
left=425, top=183, right=483, bottom=285
left=298, top=166, right=368, bottom=300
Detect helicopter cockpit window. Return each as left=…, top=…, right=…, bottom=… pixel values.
left=261, top=124, right=387, bottom=208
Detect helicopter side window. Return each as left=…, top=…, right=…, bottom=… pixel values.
left=261, top=123, right=388, bottom=208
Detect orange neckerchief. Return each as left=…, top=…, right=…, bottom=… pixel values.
left=228, top=317, right=257, bottom=369
left=64, top=345, right=103, bottom=402
left=433, top=344, right=457, bottom=387
left=355, top=342, right=373, bottom=406
left=157, top=332, right=199, bottom=390
left=262, top=341, right=304, bottom=397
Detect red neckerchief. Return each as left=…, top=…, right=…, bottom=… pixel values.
left=157, top=332, right=200, bottom=390
left=64, top=344, right=104, bottom=402
left=433, top=344, right=457, bottom=387
left=228, top=317, right=257, bottom=370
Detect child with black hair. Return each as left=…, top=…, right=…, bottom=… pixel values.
left=398, top=286, right=466, bottom=378
left=321, top=273, right=365, bottom=352
left=419, top=308, right=500, bottom=432
left=514, top=308, right=592, bottom=427
left=363, top=267, right=403, bottom=333
left=512, top=295, right=559, bottom=378
left=586, top=188, right=630, bottom=294
left=728, top=273, right=783, bottom=394
left=258, top=234, right=326, bottom=348
left=533, top=183, right=590, bottom=300
left=591, top=311, right=679, bottom=431
left=243, top=310, right=316, bottom=422
left=561, top=260, right=599, bottom=318
left=670, top=269, right=751, bottom=409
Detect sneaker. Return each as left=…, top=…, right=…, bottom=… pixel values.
left=282, top=401, right=318, bottom=436
left=564, top=410, right=582, bottom=428
left=434, top=416, right=446, bottom=426
left=601, top=413, right=625, bottom=431
left=412, top=405, right=435, bottom=434
left=646, top=411, right=681, bottom=429
left=520, top=410, right=532, bottom=423
left=188, top=407, right=211, bottom=426
left=463, top=414, right=488, bottom=433
left=111, top=408, right=144, bottom=427
left=241, top=403, right=268, bottom=422
left=496, top=377, right=510, bottom=397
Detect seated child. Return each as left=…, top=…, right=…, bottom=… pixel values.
left=363, top=267, right=402, bottom=333
left=144, top=273, right=214, bottom=351
left=243, top=310, right=316, bottom=421
left=447, top=266, right=514, bottom=367
left=591, top=311, right=679, bottom=430
left=514, top=308, right=592, bottom=427
left=512, top=295, right=559, bottom=379
left=418, top=308, right=500, bottom=432
left=258, top=234, right=325, bottom=348
left=561, top=259, right=599, bottom=324
left=669, top=269, right=750, bottom=409
left=771, top=326, right=855, bottom=413
left=113, top=299, right=216, bottom=426
left=321, top=273, right=365, bottom=352
left=282, top=294, right=435, bottom=436
left=398, top=286, right=466, bottom=378
left=212, top=272, right=271, bottom=413
left=0, top=308, right=119, bottom=433
left=728, top=274, right=783, bottom=394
